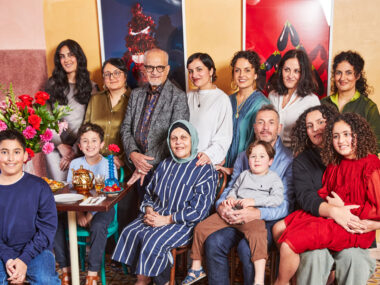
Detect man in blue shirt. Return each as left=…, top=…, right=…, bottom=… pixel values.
left=205, top=105, right=294, bottom=285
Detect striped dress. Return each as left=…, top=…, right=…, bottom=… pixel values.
left=112, top=157, right=218, bottom=276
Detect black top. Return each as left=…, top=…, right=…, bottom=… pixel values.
left=293, top=147, right=326, bottom=216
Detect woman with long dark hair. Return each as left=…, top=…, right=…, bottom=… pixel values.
left=321, top=50, right=380, bottom=152
left=268, top=49, right=320, bottom=148
left=45, top=39, right=98, bottom=181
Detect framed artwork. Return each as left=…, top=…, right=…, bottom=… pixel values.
left=244, top=0, right=333, bottom=97
left=97, top=0, right=186, bottom=90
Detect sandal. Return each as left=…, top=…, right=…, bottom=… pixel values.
left=85, top=275, right=99, bottom=285
left=181, top=267, right=206, bottom=285
left=59, top=272, right=71, bottom=285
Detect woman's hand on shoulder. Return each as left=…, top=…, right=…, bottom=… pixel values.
left=196, top=152, right=211, bottom=166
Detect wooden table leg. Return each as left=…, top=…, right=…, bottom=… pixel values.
left=67, top=211, right=80, bottom=285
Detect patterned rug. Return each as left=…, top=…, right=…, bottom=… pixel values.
left=73, top=255, right=380, bottom=284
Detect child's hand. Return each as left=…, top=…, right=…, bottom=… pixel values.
left=77, top=212, right=88, bottom=227
left=85, top=212, right=93, bottom=225
left=237, top=198, right=255, bottom=208
left=222, top=197, right=236, bottom=208
left=327, top=191, right=345, bottom=207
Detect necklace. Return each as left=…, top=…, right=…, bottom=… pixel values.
left=196, top=90, right=201, bottom=108
left=235, top=93, right=249, bottom=118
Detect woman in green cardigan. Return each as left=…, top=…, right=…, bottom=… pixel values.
left=85, top=58, right=131, bottom=168
left=321, top=50, right=380, bottom=152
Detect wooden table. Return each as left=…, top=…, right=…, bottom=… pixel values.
left=54, top=185, right=131, bottom=285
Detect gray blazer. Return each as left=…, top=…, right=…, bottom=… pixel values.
left=120, top=79, right=189, bottom=169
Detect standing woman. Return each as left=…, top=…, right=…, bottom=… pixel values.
left=187, top=53, right=232, bottom=166
left=85, top=58, right=131, bottom=168
left=45, top=39, right=98, bottom=181
left=321, top=50, right=380, bottom=152
left=225, top=50, right=270, bottom=168
left=269, top=49, right=320, bottom=148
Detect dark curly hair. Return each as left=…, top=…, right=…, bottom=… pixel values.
left=269, top=49, right=316, bottom=97
left=230, top=50, right=261, bottom=87
left=187, top=52, right=217, bottom=82
left=291, top=104, right=338, bottom=155
left=331, top=50, right=371, bottom=97
left=46, top=39, right=92, bottom=105
left=321, top=113, right=377, bottom=165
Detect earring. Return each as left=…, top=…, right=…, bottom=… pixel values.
left=230, top=81, right=238, bottom=91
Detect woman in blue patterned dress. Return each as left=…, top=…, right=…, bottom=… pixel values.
left=112, top=120, right=218, bottom=285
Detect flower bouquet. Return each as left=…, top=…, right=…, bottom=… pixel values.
left=0, top=83, right=71, bottom=160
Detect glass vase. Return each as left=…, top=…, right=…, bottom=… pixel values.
left=105, top=154, right=119, bottom=187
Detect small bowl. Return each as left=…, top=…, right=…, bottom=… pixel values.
left=100, top=187, right=123, bottom=197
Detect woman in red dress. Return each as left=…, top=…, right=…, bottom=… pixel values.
left=274, top=112, right=380, bottom=285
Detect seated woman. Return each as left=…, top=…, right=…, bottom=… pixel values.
left=112, top=120, right=218, bottom=285
left=85, top=57, right=131, bottom=169
left=273, top=104, right=376, bottom=284
left=268, top=49, right=320, bottom=148
left=274, top=112, right=380, bottom=285
left=321, top=50, right=380, bottom=152
left=186, top=52, right=232, bottom=166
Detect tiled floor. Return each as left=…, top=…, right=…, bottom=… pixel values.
left=77, top=250, right=380, bottom=285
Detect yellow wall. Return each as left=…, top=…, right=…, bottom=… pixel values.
left=185, top=0, right=242, bottom=93
left=42, top=0, right=380, bottom=107
left=332, top=0, right=380, bottom=107
left=43, top=0, right=102, bottom=86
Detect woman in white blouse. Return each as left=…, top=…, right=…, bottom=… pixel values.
left=268, top=49, right=320, bottom=148
left=187, top=53, right=233, bottom=166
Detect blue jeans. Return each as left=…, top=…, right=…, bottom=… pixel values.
left=0, top=250, right=60, bottom=285
left=204, top=220, right=277, bottom=285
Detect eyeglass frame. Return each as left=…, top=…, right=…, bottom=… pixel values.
left=103, top=70, right=124, bottom=79
left=144, top=65, right=168, bottom=73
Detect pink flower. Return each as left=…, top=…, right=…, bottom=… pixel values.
left=58, top=121, right=68, bottom=135
left=22, top=126, right=37, bottom=139
left=0, top=121, right=7, bottom=131
left=0, top=101, right=8, bottom=111
left=108, top=144, right=120, bottom=153
left=42, top=142, right=54, bottom=154
left=10, top=114, right=19, bottom=122
left=40, top=128, right=53, bottom=142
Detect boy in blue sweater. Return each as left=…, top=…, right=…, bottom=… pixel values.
left=0, top=130, right=60, bottom=284
left=54, top=123, right=116, bottom=285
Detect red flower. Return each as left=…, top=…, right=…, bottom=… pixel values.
left=27, top=106, right=35, bottom=115
left=25, top=148, right=35, bottom=162
left=34, top=91, right=50, bottom=106
left=16, top=101, right=26, bottom=110
left=108, top=144, right=120, bottom=153
left=28, top=114, right=42, bottom=130
left=18, top=94, right=33, bottom=107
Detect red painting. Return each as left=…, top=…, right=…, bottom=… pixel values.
left=245, top=0, right=331, bottom=97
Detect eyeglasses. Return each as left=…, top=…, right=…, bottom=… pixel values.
left=103, top=70, right=123, bottom=79
left=144, top=65, right=167, bottom=73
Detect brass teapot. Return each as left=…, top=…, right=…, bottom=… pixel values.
left=71, top=165, right=94, bottom=194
